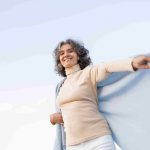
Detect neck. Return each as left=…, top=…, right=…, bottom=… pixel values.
left=65, top=64, right=81, bottom=76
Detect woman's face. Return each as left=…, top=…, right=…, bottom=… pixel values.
left=59, top=44, right=79, bottom=68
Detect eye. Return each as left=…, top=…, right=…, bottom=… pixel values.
left=59, top=51, right=64, bottom=56
left=68, top=48, right=74, bottom=53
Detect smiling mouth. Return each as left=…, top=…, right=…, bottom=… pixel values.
left=64, top=58, right=72, bottom=62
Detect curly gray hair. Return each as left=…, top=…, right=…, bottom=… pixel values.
left=53, top=39, right=92, bottom=77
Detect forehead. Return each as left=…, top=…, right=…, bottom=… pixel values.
left=59, top=44, right=72, bottom=51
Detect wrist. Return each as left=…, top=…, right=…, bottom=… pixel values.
left=131, top=61, right=138, bottom=71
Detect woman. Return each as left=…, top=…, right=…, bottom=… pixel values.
left=50, top=39, right=150, bottom=150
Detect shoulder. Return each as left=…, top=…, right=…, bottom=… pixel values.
left=55, top=78, right=66, bottom=94
left=84, top=64, right=104, bottom=72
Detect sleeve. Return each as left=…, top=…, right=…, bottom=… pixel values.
left=90, top=57, right=135, bottom=83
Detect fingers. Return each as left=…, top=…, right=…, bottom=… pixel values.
left=137, top=64, right=150, bottom=69
left=145, top=56, right=150, bottom=62
left=50, top=112, right=64, bottom=125
left=50, top=114, right=56, bottom=125
left=135, top=55, right=150, bottom=69
left=57, top=114, right=64, bottom=124
left=143, top=56, right=150, bottom=68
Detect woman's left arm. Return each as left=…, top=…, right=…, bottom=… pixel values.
left=132, top=55, right=150, bottom=70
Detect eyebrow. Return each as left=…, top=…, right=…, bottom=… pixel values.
left=59, top=48, right=73, bottom=52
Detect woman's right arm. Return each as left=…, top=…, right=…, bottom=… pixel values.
left=50, top=112, right=64, bottom=125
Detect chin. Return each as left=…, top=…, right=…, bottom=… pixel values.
left=65, top=65, right=72, bottom=68
left=64, top=64, right=74, bottom=68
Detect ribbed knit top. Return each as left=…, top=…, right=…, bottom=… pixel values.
left=57, top=58, right=134, bottom=146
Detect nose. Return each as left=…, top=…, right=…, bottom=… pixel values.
left=64, top=51, right=69, bottom=57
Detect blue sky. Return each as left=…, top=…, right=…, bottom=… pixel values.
left=0, top=0, right=150, bottom=149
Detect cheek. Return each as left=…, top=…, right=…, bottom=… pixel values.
left=76, top=56, right=79, bottom=62
left=59, top=56, right=63, bottom=63
left=58, top=59, right=63, bottom=66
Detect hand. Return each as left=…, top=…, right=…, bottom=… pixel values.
left=132, top=55, right=150, bottom=70
left=50, top=112, right=64, bottom=125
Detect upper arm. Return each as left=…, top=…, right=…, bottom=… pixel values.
left=89, top=64, right=110, bottom=83
left=89, top=58, right=134, bottom=83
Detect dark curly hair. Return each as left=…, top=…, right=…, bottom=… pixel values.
left=53, top=39, right=92, bottom=77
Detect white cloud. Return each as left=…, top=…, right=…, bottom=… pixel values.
left=4, top=120, right=56, bottom=150
left=0, top=103, right=13, bottom=112
left=14, top=105, right=38, bottom=113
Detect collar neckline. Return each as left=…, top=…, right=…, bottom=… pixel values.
left=65, top=64, right=81, bottom=76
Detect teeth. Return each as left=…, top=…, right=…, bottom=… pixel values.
left=64, top=58, right=71, bottom=61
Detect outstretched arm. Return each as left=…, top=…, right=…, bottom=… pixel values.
left=132, top=55, right=150, bottom=70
